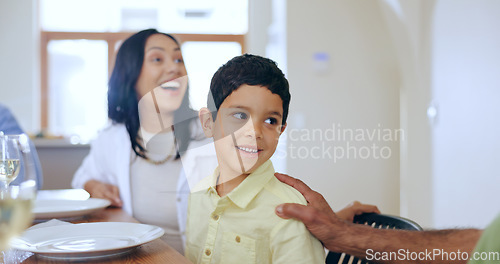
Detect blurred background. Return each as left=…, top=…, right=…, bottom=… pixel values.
left=1, top=0, right=499, bottom=230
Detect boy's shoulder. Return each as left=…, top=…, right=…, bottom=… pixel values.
left=263, top=175, right=307, bottom=206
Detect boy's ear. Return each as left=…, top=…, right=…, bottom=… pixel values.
left=280, top=123, right=287, bottom=134
left=199, top=107, right=215, bottom=138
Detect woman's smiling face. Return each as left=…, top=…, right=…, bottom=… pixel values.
left=135, top=34, right=188, bottom=115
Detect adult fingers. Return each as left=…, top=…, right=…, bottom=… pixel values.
left=275, top=172, right=333, bottom=214
left=352, top=202, right=380, bottom=215
left=275, top=203, right=319, bottom=224
left=91, top=183, right=121, bottom=207
left=107, top=185, right=122, bottom=207
left=274, top=173, right=315, bottom=199
left=337, top=201, right=381, bottom=222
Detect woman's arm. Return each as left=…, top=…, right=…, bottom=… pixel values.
left=84, top=179, right=122, bottom=207
left=71, top=125, right=124, bottom=207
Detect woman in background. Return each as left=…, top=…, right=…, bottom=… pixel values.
left=72, top=29, right=217, bottom=253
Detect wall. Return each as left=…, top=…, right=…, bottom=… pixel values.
left=0, top=0, right=39, bottom=133
left=246, top=0, right=271, bottom=56
left=34, top=140, right=90, bottom=189
left=378, top=0, right=436, bottom=228
left=286, top=0, right=401, bottom=214
left=432, top=0, right=500, bottom=228
left=378, top=0, right=500, bottom=229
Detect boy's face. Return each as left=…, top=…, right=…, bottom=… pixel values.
left=200, top=85, right=286, bottom=180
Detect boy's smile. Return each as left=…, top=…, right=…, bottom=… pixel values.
left=200, top=84, right=286, bottom=187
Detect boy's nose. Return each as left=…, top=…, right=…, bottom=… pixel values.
left=244, top=118, right=263, bottom=139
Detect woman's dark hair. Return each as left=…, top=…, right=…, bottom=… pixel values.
left=107, top=28, right=196, bottom=159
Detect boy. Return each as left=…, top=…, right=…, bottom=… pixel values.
left=185, top=54, right=325, bottom=263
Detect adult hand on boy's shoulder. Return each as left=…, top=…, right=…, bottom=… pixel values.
left=274, top=172, right=345, bottom=251
left=274, top=172, right=381, bottom=252
left=274, top=173, right=380, bottom=222
left=274, top=173, right=336, bottom=218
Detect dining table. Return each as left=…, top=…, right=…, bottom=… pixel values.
left=15, top=189, right=193, bottom=264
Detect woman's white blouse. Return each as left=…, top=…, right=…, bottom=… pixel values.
left=72, top=122, right=217, bottom=250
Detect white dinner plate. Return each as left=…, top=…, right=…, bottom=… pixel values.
left=10, top=222, right=165, bottom=260
left=33, top=198, right=111, bottom=219
left=37, top=189, right=90, bottom=201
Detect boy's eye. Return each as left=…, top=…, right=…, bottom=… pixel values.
left=174, top=58, right=183, bottom=64
left=233, top=112, right=248, bottom=120
left=152, top=57, right=162, bottom=62
left=265, top=117, right=278, bottom=125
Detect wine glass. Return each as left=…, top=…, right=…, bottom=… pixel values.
left=0, top=133, right=22, bottom=189
left=0, top=133, right=37, bottom=252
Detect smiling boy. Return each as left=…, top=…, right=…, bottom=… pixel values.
left=185, top=54, right=325, bottom=263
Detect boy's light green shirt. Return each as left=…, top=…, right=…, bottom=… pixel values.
left=185, top=160, right=325, bottom=264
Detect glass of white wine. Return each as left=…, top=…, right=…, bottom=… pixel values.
left=0, top=133, right=37, bottom=252
left=0, top=133, right=22, bottom=189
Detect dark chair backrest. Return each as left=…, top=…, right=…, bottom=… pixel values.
left=325, top=213, right=423, bottom=264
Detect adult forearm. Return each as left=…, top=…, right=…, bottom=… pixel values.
left=272, top=173, right=483, bottom=264
left=334, top=224, right=482, bottom=264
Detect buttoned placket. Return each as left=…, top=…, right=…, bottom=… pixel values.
left=200, top=187, right=230, bottom=263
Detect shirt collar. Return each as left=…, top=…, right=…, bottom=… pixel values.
left=227, top=160, right=275, bottom=209
left=206, top=166, right=219, bottom=195
left=206, top=160, right=275, bottom=208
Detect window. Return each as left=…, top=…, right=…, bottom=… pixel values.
left=181, top=41, right=243, bottom=110
left=40, top=0, right=247, bottom=143
left=47, top=39, right=108, bottom=141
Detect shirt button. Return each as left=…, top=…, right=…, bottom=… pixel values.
left=212, top=214, right=219, bottom=221
left=235, top=236, right=241, bottom=243
left=205, top=249, right=211, bottom=256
